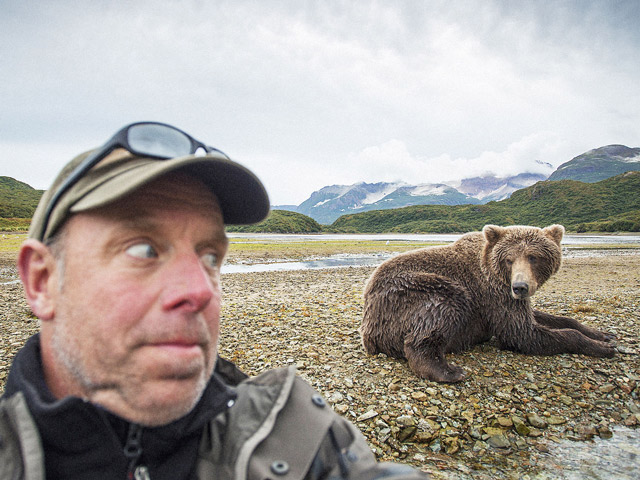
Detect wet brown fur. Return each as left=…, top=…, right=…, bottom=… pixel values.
left=360, top=225, right=616, bottom=383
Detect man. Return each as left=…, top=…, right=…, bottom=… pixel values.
left=0, top=122, right=428, bottom=479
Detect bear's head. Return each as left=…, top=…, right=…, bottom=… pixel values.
left=481, top=224, right=564, bottom=300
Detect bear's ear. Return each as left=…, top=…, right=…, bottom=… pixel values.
left=543, top=224, right=565, bottom=246
left=483, top=225, right=505, bottom=246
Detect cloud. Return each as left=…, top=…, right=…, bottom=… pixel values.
left=1, top=1, right=639, bottom=206
left=0, top=141, right=85, bottom=190
left=344, top=132, right=561, bottom=186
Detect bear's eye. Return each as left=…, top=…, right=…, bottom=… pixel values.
left=505, top=259, right=514, bottom=267
left=528, top=255, right=537, bottom=264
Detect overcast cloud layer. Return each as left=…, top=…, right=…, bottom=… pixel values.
left=1, top=0, right=639, bottom=205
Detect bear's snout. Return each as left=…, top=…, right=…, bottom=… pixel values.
left=512, top=281, right=529, bottom=298
left=511, top=259, right=537, bottom=299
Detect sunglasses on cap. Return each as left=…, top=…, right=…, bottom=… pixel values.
left=41, top=121, right=229, bottom=240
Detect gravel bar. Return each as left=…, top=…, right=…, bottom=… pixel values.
left=1, top=249, right=639, bottom=479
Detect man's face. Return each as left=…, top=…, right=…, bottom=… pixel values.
left=41, top=173, right=228, bottom=426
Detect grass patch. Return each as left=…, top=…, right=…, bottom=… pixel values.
left=572, top=305, right=598, bottom=314
left=226, top=238, right=446, bottom=262
left=0, top=233, right=27, bottom=253
left=0, top=218, right=31, bottom=232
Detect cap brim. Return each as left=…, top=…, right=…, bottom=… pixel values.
left=71, top=153, right=270, bottom=225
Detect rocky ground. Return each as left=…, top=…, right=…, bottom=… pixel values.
left=1, top=242, right=639, bottom=479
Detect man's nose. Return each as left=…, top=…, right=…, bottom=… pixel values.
left=162, top=253, right=217, bottom=312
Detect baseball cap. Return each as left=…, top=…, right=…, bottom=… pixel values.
left=29, top=146, right=270, bottom=241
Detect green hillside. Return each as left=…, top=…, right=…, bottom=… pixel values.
left=330, top=172, right=640, bottom=233
left=226, top=209, right=323, bottom=233
left=2, top=173, right=639, bottom=234
left=0, top=176, right=43, bottom=218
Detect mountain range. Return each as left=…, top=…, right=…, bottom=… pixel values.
left=547, top=144, right=640, bottom=182
left=1, top=143, right=639, bottom=231
left=276, top=144, right=640, bottom=224
left=330, top=170, right=640, bottom=234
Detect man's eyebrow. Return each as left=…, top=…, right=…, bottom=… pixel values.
left=116, top=216, right=161, bottom=234
left=115, top=216, right=228, bottom=246
left=197, top=230, right=229, bottom=247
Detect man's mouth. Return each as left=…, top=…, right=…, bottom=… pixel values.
left=146, top=338, right=205, bottom=356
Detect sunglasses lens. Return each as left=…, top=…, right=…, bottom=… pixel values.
left=127, top=124, right=193, bottom=158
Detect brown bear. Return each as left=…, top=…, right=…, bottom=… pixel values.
left=360, top=224, right=616, bottom=383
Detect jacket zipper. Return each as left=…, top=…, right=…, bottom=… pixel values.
left=123, top=423, right=150, bottom=479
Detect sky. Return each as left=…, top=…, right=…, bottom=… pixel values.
left=1, top=0, right=639, bottom=206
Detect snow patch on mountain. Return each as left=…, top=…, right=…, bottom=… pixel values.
left=361, top=182, right=406, bottom=205
left=409, top=184, right=448, bottom=196
left=622, top=154, right=640, bottom=164
left=476, top=183, right=515, bottom=201
left=313, top=198, right=333, bottom=207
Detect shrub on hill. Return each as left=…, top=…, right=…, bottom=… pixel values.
left=0, top=177, right=43, bottom=218
left=0, top=217, right=31, bottom=232
left=226, top=210, right=323, bottom=233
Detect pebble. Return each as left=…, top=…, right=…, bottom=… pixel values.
left=497, top=417, right=513, bottom=427
left=487, top=434, right=511, bottom=449
left=411, top=391, right=428, bottom=401
left=357, top=410, right=379, bottom=422
left=526, top=413, right=548, bottom=429
left=547, top=415, right=566, bottom=425
left=328, top=392, right=344, bottom=403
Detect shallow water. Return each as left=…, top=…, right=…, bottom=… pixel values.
left=222, top=253, right=391, bottom=274
left=533, top=426, right=639, bottom=480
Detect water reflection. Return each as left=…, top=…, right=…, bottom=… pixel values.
left=222, top=253, right=390, bottom=274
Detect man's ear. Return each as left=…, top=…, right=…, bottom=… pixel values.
left=18, top=239, right=59, bottom=321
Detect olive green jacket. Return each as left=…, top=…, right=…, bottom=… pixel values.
left=1, top=362, right=427, bottom=479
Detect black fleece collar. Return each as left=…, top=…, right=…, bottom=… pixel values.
left=2, top=334, right=237, bottom=480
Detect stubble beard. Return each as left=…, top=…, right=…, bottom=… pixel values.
left=50, top=317, right=215, bottom=425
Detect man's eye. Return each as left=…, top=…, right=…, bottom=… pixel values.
left=201, top=253, right=219, bottom=269
left=126, top=243, right=158, bottom=259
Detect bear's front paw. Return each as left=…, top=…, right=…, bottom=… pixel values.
left=591, top=340, right=617, bottom=358
left=435, top=364, right=466, bottom=383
